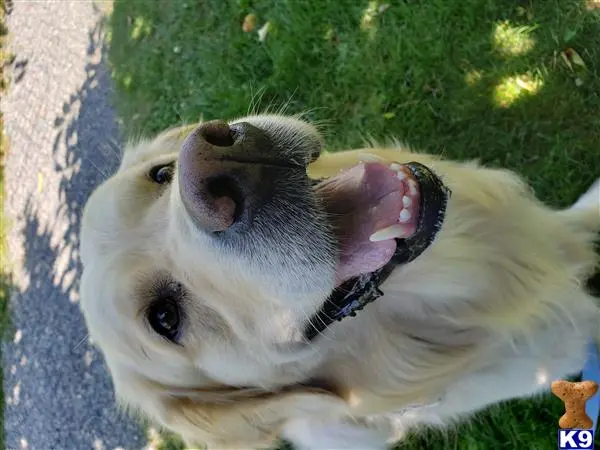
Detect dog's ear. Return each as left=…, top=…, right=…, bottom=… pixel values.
left=111, top=368, right=347, bottom=449
left=159, top=387, right=348, bottom=449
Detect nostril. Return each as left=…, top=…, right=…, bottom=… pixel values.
left=201, top=120, right=236, bottom=147
left=207, top=176, right=244, bottom=225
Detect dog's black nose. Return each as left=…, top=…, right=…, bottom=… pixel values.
left=178, top=120, right=275, bottom=233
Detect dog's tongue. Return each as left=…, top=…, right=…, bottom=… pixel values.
left=314, top=162, right=420, bottom=285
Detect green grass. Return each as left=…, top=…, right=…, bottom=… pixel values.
left=107, top=0, right=600, bottom=448
left=0, top=0, right=11, bottom=446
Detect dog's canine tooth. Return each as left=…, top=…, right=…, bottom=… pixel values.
left=397, top=171, right=406, bottom=181
left=402, top=195, right=412, bottom=208
left=369, top=224, right=411, bottom=242
left=389, top=163, right=401, bottom=172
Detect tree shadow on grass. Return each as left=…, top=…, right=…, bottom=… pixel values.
left=2, top=10, right=146, bottom=450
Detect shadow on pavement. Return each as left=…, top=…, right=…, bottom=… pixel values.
left=3, top=12, right=147, bottom=450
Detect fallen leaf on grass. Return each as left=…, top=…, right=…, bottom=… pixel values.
left=561, top=51, right=573, bottom=71
left=515, top=76, right=540, bottom=92
left=242, top=13, right=257, bottom=33
left=378, top=4, right=391, bottom=14
left=258, top=21, right=271, bottom=42
left=361, top=2, right=390, bottom=31
left=586, top=0, right=600, bottom=10
left=570, top=50, right=587, bottom=69
left=361, top=2, right=378, bottom=31
left=561, top=48, right=588, bottom=72
left=324, top=25, right=335, bottom=42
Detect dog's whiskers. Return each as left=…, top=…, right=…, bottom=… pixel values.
left=298, top=305, right=336, bottom=346
left=140, top=345, right=151, bottom=361
left=104, top=137, right=123, bottom=161
left=82, top=154, right=111, bottom=179
left=248, top=86, right=268, bottom=117
left=275, top=89, right=298, bottom=117
left=72, top=334, right=89, bottom=352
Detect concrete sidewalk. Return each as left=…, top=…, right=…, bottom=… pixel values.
left=2, top=1, right=147, bottom=448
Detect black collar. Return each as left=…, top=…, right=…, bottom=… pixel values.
left=304, top=162, right=451, bottom=341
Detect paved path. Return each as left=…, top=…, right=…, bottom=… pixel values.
left=2, top=1, right=147, bottom=449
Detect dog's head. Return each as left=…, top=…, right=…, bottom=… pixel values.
left=79, top=114, right=426, bottom=444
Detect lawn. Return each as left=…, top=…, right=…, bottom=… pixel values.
left=107, top=0, right=600, bottom=449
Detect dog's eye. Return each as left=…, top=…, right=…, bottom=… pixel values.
left=149, top=163, right=174, bottom=184
left=148, top=299, right=181, bottom=342
left=147, top=280, right=184, bottom=342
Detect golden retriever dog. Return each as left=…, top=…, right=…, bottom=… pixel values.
left=79, top=114, right=600, bottom=449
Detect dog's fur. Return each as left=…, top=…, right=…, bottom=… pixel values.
left=79, top=115, right=600, bottom=449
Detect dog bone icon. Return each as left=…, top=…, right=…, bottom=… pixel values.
left=551, top=379, right=599, bottom=429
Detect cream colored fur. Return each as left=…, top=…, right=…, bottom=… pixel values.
left=79, top=116, right=600, bottom=449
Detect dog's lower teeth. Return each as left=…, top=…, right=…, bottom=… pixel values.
left=399, top=209, right=411, bottom=223
left=402, top=196, right=412, bottom=207
left=397, top=171, right=406, bottom=181
left=369, top=224, right=410, bottom=242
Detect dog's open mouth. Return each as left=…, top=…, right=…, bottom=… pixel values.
left=313, top=159, right=447, bottom=287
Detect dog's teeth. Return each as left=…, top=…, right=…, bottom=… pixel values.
left=358, top=152, right=385, bottom=162
left=402, top=195, right=412, bottom=208
left=397, top=171, right=406, bottom=181
left=369, top=224, right=409, bottom=242
left=399, top=209, right=411, bottom=223
left=389, top=163, right=401, bottom=172
left=408, top=180, right=418, bottom=196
